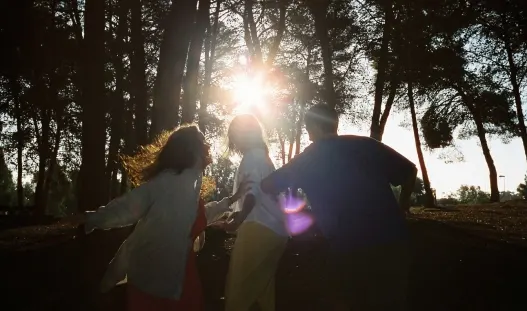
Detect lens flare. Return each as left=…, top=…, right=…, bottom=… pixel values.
left=286, top=212, right=314, bottom=236
left=281, top=194, right=306, bottom=214
left=232, top=74, right=268, bottom=114
left=238, top=55, right=248, bottom=65
left=279, top=193, right=313, bottom=235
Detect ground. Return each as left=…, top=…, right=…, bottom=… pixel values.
left=1, top=201, right=527, bottom=311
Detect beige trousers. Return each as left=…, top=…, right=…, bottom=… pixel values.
left=224, top=221, right=288, bottom=311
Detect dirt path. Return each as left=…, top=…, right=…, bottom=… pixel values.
left=1, top=209, right=527, bottom=311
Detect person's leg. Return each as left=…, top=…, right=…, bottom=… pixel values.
left=256, top=233, right=287, bottom=311
left=224, top=223, right=258, bottom=311
left=225, top=222, right=287, bottom=311
left=256, top=274, right=276, bottom=311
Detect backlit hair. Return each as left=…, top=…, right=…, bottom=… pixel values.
left=305, top=104, right=339, bottom=134
left=227, top=114, right=269, bottom=154
left=122, top=124, right=204, bottom=187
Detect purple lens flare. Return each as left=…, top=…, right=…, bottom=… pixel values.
left=286, top=212, right=314, bottom=236
left=279, top=193, right=314, bottom=235
left=281, top=194, right=307, bottom=214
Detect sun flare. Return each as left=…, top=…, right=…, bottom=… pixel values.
left=232, top=74, right=268, bottom=114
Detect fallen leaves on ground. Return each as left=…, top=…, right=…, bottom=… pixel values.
left=2, top=200, right=527, bottom=252
left=0, top=222, right=78, bottom=252
left=410, top=199, right=527, bottom=246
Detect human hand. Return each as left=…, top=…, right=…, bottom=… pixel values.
left=226, top=211, right=239, bottom=222
left=193, top=232, right=206, bottom=252
left=209, top=219, right=238, bottom=233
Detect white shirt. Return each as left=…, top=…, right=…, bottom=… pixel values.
left=233, top=149, right=288, bottom=237
left=84, top=169, right=232, bottom=299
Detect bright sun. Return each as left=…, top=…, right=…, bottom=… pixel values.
left=232, top=73, right=268, bottom=114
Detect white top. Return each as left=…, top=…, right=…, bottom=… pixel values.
left=233, top=149, right=288, bottom=236
left=84, top=169, right=232, bottom=299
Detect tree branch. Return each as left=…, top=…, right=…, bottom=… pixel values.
left=266, top=0, right=288, bottom=66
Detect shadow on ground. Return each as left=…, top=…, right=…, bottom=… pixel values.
left=1, top=218, right=526, bottom=311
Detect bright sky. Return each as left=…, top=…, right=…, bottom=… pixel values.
left=226, top=59, right=526, bottom=199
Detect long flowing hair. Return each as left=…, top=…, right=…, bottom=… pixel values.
left=122, top=124, right=205, bottom=187
left=227, top=114, right=269, bottom=154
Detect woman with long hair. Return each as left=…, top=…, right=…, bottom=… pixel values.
left=65, top=124, right=249, bottom=311
left=218, top=114, right=289, bottom=311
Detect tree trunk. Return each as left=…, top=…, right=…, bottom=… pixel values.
left=42, top=112, right=63, bottom=213
left=370, top=0, right=393, bottom=141
left=474, top=116, right=500, bottom=202
left=110, top=167, right=120, bottom=199
left=243, top=12, right=254, bottom=57
left=34, top=159, right=47, bottom=215
left=295, top=52, right=310, bottom=156
left=505, top=44, right=527, bottom=161
left=378, top=69, right=398, bottom=140
left=295, top=100, right=306, bottom=156
left=78, top=0, right=108, bottom=212
left=199, top=0, right=221, bottom=133
left=120, top=169, right=129, bottom=194
left=201, top=29, right=211, bottom=132
left=130, top=0, right=149, bottom=146
left=150, top=0, right=198, bottom=139
left=278, top=133, right=286, bottom=166
left=245, top=0, right=262, bottom=64
left=33, top=109, right=50, bottom=216
left=107, top=0, right=128, bottom=200
left=460, top=96, right=500, bottom=202
left=287, top=128, right=295, bottom=162
left=266, top=0, right=288, bottom=66
left=181, top=0, right=210, bottom=124
left=408, top=82, right=435, bottom=208
left=309, top=1, right=336, bottom=108
left=107, top=99, right=123, bottom=199
left=121, top=105, right=135, bottom=194
left=12, top=78, right=24, bottom=209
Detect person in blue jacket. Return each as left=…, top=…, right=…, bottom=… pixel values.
left=261, top=104, right=416, bottom=311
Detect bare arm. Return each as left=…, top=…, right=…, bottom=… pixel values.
left=223, top=194, right=256, bottom=232
left=261, top=147, right=312, bottom=195
left=205, top=177, right=252, bottom=224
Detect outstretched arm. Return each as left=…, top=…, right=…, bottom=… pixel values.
left=205, top=177, right=252, bottom=224
left=62, top=173, right=177, bottom=233
left=223, top=193, right=256, bottom=232
left=83, top=179, right=156, bottom=233
left=261, top=148, right=312, bottom=195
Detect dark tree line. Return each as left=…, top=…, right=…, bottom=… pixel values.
left=0, top=0, right=525, bottom=216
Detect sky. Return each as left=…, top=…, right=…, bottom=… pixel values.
left=209, top=16, right=527, bottom=199
left=224, top=68, right=526, bottom=199
left=217, top=104, right=526, bottom=199
left=340, top=113, right=527, bottom=198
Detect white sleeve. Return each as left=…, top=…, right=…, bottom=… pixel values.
left=242, top=156, right=262, bottom=194
left=234, top=155, right=262, bottom=209
left=84, top=176, right=157, bottom=233
left=204, top=197, right=231, bottom=224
